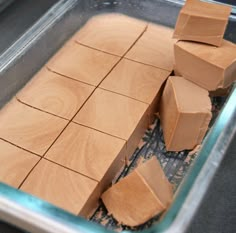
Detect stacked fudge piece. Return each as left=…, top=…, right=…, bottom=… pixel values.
left=160, top=0, right=235, bottom=151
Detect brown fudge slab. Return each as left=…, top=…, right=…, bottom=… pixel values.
left=174, top=40, right=236, bottom=91
left=47, top=42, right=119, bottom=86
left=101, top=157, right=173, bottom=226
left=0, top=99, right=67, bottom=155
left=125, top=24, right=176, bottom=71
left=100, top=59, right=170, bottom=104
left=173, top=0, right=231, bottom=46
left=0, top=140, right=39, bottom=188
left=46, top=123, right=126, bottom=189
left=160, top=76, right=212, bottom=151
left=73, top=14, right=147, bottom=56
left=17, top=68, right=94, bottom=120
left=20, top=159, right=98, bottom=216
left=73, top=88, right=149, bottom=159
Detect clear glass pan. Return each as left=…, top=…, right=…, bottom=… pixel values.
left=0, top=0, right=235, bottom=232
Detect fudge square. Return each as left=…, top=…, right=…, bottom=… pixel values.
left=47, top=41, right=119, bottom=86
left=174, top=40, right=236, bottom=91
left=160, top=76, right=212, bottom=151
left=73, top=88, right=149, bottom=159
left=125, top=23, right=175, bottom=71
left=173, top=0, right=231, bottom=46
left=46, top=122, right=126, bottom=192
left=0, top=139, right=39, bottom=188
left=0, top=99, right=67, bottom=156
left=101, top=157, right=173, bottom=227
left=17, top=68, right=94, bottom=120
left=20, top=159, right=99, bottom=216
left=73, top=13, right=147, bottom=56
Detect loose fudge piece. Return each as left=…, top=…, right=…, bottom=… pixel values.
left=174, top=40, right=236, bottom=91
left=17, top=68, right=94, bottom=119
left=0, top=99, right=67, bottom=155
left=74, top=14, right=147, bottom=56
left=126, top=24, right=175, bottom=71
left=74, top=88, right=149, bottom=159
left=0, top=139, right=39, bottom=188
left=20, top=159, right=99, bottom=216
left=160, top=76, right=212, bottom=151
left=100, top=59, right=170, bottom=122
left=101, top=157, right=173, bottom=226
left=173, top=0, right=231, bottom=46
left=46, top=123, right=126, bottom=192
left=47, top=42, right=119, bottom=86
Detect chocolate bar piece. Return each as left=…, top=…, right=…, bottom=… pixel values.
left=160, top=76, right=212, bottom=151
left=101, top=157, right=173, bottom=226
left=173, top=0, right=231, bottom=46
left=174, top=40, right=236, bottom=91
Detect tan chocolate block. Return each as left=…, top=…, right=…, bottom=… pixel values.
left=46, top=123, right=126, bottom=188
left=173, top=0, right=231, bottom=46
left=174, top=40, right=236, bottom=91
left=125, top=24, right=175, bottom=71
left=0, top=99, right=67, bottom=155
left=0, top=140, right=39, bottom=188
left=160, top=76, right=212, bottom=151
left=101, top=157, right=173, bottom=226
left=74, top=14, right=147, bottom=56
left=74, top=88, right=149, bottom=159
left=47, top=42, right=119, bottom=86
left=100, top=59, right=170, bottom=104
left=17, top=68, right=94, bottom=120
left=20, top=159, right=98, bottom=216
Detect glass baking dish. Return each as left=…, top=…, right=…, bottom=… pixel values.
left=0, top=0, right=235, bottom=232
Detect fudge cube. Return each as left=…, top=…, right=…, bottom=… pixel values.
left=0, top=140, right=39, bottom=188
left=160, top=76, right=212, bottom=151
left=74, top=14, right=147, bottom=56
left=21, top=159, right=99, bottom=216
left=101, top=157, right=173, bottom=226
left=173, top=0, right=231, bottom=46
left=174, top=40, right=236, bottom=91
left=17, top=68, right=94, bottom=120
left=47, top=42, right=119, bottom=86
left=0, top=99, right=67, bottom=155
